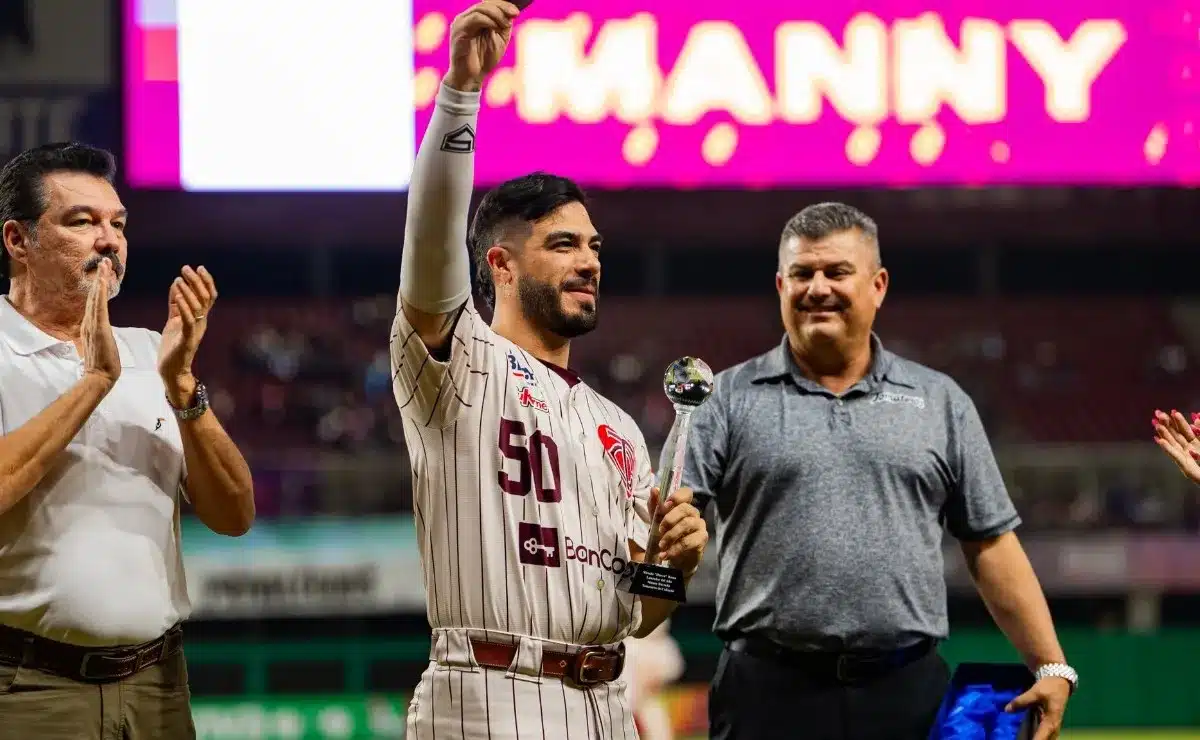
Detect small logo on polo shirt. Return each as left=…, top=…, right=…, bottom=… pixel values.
left=155, top=418, right=165, bottom=431
left=871, top=391, right=926, bottom=409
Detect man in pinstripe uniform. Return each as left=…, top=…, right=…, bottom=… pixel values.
left=389, top=3, right=709, bottom=738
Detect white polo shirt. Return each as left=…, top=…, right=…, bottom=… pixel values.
left=0, top=296, right=191, bottom=647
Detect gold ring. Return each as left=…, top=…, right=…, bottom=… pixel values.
left=194, top=314, right=206, bottom=321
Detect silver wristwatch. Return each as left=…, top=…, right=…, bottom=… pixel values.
left=168, top=382, right=209, bottom=421
left=1034, top=662, right=1078, bottom=694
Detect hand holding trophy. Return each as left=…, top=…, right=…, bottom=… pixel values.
left=622, top=357, right=714, bottom=602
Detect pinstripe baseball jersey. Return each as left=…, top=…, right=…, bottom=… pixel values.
left=390, top=298, right=654, bottom=648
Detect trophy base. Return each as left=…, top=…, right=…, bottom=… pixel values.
left=620, top=562, right=687, bottom=602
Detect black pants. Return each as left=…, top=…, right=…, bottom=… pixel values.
left=709, top=642, right=950, bottom=740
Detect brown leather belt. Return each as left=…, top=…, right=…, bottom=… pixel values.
left=469, top=639, right=626, bottom=686
left=0, top=622, right=184, bottom=683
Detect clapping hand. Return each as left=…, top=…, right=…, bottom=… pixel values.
left=158, top=266, right=217, bottom=403
left=81, top=260, right=122, bottom=387
left=1153, top=409, right=1200, bottom=486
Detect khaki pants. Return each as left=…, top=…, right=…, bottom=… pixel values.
left=0, top=647, right=196, bottom=740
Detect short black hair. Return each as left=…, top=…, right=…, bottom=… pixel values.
left=780, top=201, right=881, bottom=268
left=468, top=172, right=588, bottom=307
left=0, top=142, right=118, bottom=281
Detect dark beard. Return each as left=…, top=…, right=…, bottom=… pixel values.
left=517, top=275, right=597, bottom=339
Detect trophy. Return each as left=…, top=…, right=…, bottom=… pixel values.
left=621, top=356, right=714, bottom=602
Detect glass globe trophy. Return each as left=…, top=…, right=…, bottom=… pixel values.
left=621, top=357, right=713, bottom=602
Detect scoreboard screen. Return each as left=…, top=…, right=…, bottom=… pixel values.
left=124, top=0, right=1200, bottom=191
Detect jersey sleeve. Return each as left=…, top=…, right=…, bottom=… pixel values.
left=625, top=430, right=654, bottom=551
left=389, top=299, right=491, bottom=429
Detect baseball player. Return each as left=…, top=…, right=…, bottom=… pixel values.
left=389, top=3, right=709, bottom=739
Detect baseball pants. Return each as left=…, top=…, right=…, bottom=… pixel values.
left=406, top=629, right=640, bottom=740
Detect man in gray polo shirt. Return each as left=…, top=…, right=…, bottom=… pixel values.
left=681, top=203, right=1076, bottom=740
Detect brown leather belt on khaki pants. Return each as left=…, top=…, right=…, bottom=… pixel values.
left=0, top=622, right=184, bottom=683
left=469, top=639, right=626, bottom=686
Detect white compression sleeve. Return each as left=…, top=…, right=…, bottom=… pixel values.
left=398, top=84, right=480, bottom=314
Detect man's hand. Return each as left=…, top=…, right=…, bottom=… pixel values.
left=81, top=259, right=122, bottom=388
left=648, top=486, right=708, bottom=577
left=159, top=265, right=217, bottom=406
left=1154, top=409, right=1200, bottom=485
left=444, top=1, right=521, bottom=92
left=1006, top=676, right=1071, bottom=740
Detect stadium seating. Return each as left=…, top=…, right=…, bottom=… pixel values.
left=113, top=296, right=1196, bottom=448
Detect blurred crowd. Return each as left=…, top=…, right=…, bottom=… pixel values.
left=148, top=294, right=1200, bottom=533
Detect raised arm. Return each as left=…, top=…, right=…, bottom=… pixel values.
left=398, top=1, right=520, bottom=353
left=0, top=263, right=120, bottom=514
left=390, top=1, right=521, bottom=429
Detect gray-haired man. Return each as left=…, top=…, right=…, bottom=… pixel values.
left=681, top=202, right=1077, bottom=740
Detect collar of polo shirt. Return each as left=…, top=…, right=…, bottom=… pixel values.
left=0, top=296, right=59, bottom=356
left=751, top=333, right=918, bottom=392
left=0, top=296, right=136, bottom=367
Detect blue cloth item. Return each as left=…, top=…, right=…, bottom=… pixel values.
left=938, top=684, right=1028, bottom=739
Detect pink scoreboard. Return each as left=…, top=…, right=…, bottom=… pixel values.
left=124, top=0, right=1200, bottom=190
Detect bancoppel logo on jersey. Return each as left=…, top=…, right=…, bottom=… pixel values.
left=564, top=536, right=635, bottom=577
left=519, top=525, right=634, bottom=577
left=507, top=352, right=536, bottom=383
left=597, top=424, right=636, bottom=497
left=519, top=522, right=560, bottom=567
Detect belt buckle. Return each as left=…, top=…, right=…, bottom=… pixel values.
left=572, top=644, right=623, bottom=686
left=835, top=654, right=858, bottom=684
left=79, top=652, right=112, bottom=681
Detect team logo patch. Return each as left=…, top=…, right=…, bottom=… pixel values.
left=518, top=384, right=549, bottom=413
left=518, top=522, right=560, bottom=567
left=597, top=425, right=636, bottom=497
left=507, top=352, right=536, bottom=383
left=440, top=124, right=475, bottom=153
